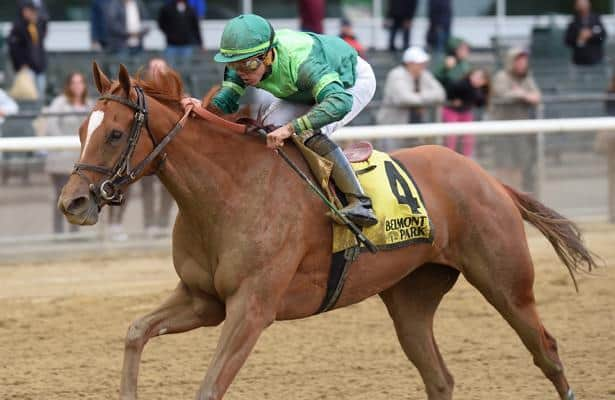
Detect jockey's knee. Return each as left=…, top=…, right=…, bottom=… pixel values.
left=304, top=132, right=337, bottom=156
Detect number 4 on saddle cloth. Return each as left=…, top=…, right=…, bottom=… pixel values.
left=292, top=137, right=435, bottom=313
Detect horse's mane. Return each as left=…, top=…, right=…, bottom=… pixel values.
left=135, top=67, right=184, bottom=107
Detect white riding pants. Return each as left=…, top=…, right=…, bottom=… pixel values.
left=253, top=57, right=376, bottom=136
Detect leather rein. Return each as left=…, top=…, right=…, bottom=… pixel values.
left=72, top=85, right=192, bottom=208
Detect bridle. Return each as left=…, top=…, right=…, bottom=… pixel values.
left=72, top=85, right=191, bottom=208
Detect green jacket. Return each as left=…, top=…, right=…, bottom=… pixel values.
left=433, top=37, right=471, bottom=91
left=212, top=29, right=359, bottom=134
left=433, top=57, right=471, bottom=90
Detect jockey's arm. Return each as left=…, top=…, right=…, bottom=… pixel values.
left=291, top=81, right=353, bottom=135
left=210, top=67, right=246, bottom=114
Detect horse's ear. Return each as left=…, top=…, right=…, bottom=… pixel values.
left=118, top=64, right=132, bottom=95
left=92, top=61, right=111, bottom=94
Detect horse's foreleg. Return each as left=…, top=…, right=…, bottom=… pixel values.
left=194, top=284, right=279, bottom=400
left=119, top=282, right=225, bottom=400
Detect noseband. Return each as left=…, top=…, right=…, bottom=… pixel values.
left=72, top=85, right=191, bottom=208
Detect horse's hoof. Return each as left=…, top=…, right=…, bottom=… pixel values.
left=566, top=388, right=576, bottom=400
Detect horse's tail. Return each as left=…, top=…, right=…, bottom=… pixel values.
left=502, top=183, right=598, bottom=291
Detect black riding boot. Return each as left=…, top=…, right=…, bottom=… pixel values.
left=304, top=133, right=378, bottom=227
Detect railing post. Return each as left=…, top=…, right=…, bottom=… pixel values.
left=371, top=0, right=383, bottom=50
left=535, top=103, right=546, bottom=200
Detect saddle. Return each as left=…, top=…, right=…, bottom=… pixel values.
left=343, top=141, right=373, bottom=163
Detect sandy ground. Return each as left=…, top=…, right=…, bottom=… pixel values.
left=1, top=224, right=614, bottom=400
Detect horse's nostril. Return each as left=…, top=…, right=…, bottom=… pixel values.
left=66, top=196, right=90, bottom=214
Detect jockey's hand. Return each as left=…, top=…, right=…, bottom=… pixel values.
left=267, top=124, right=293, bottom=149
left=181, top=97, right=202, bottom=112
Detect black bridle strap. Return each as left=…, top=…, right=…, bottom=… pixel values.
left=99, top=86, right=148, bottom=182
left=73, top=162, right=113, bottom=176
left=114, top=105, right=192, bottom=186
left=101, top=91, right=157, bottom=147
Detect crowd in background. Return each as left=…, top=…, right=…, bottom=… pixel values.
left=1, top=0, right=614, bottom=235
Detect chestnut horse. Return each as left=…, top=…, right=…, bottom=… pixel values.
left=59, top=64, right=595, bottom=400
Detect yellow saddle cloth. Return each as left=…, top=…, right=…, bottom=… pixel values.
left=332, top=149, right=433, bottom=253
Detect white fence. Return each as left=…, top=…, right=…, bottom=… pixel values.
left=3, top=117, right=615, bottom=150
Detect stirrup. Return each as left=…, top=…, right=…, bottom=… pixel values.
left=341, top=197, right=378, bottom=227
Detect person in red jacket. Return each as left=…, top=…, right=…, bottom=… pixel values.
left=339, top=18, right=365, bottom=59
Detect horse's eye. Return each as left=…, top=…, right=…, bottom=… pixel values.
left=108, top=130, right=123, bottom=142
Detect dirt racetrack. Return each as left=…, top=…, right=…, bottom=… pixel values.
left=1, top=223, right=615, bottom=400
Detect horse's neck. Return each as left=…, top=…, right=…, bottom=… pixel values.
left=155, top=113, right=274, bottom=222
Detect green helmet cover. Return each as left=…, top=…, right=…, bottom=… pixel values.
left=214, top=14, right=275, bottom=63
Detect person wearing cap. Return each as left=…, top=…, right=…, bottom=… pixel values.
left=376, top=46, right=445, bottom=128
left=488, top=47, right=542, bottom=192
left=182, top=14, right=378, bottom=227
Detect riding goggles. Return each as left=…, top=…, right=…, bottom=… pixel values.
left=227, top=55, right=266, bottom=73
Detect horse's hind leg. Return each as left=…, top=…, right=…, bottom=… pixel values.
left=379, top=263, right=460, bottom=400
left=119, top=282, right=225, bottom=400
left=464, top=246, right=573, bottom=400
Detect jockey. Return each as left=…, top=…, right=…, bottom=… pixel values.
left=186, top=14, right=378, bottom=227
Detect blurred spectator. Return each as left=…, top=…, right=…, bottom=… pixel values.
left=376, top=47, right=445, bottom=150
left=433, top=37, right=472, bottom=91
left=106, top=0, right=150, bottom=55
left=299, top=0, right=325, bottom=34
left=488, top=48, right=541, bottom=192
left=141, top=58, right=175, bottom=236
left=565, top=0, right=606, bottom=66
left=158, top=0, right=203, bottom=66
left=91, top=0, right=110, bottom=51
left=386, top=0, right=417, bottom=52
left=377, top=47, right=445, bottom=125
left=594, top=75, right=615, bottom=222
left=442, top=68, right=490, bottom=158
left=426, top=0, right=452, bottom=54
left=167, top=0, right=206, bottom=19
left=17, top=0, right=49, bottom=22
left=339, top=18, right=365, bottom=59
left=0, top=89, right=19, bottom=128
left=43, top=72, right=95, bottom=234
left=8, top=1, right=47, bottom=98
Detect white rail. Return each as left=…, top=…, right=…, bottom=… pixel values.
left=0, top=136, right=80, bottom=152
left=334, top=117, right=615, bottom=140
left=2, top=117, right=615, bottom=152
